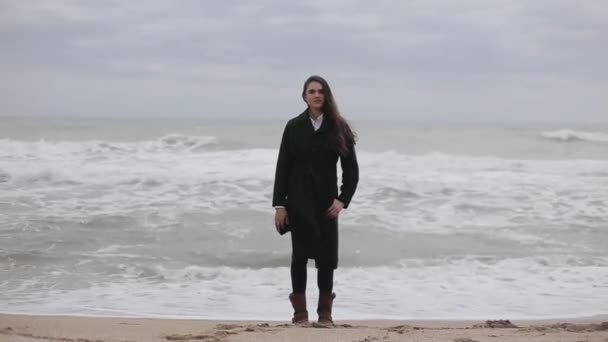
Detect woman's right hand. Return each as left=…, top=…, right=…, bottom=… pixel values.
left=275, top=208, right=289, bottom=234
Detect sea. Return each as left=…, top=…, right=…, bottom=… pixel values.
left=0, top=116, right=607, bottom=320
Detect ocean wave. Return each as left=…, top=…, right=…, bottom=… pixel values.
left=0, top=170, right=9, bottom=183
left=541, top=129, right=608, bottom=143
left=101, top=255, right=608, bottom=281
left=0, top=134, right=219, bottom=159
left=155, top=134, right=218, bottom=152
left=2, top=255, right=607, bottom=320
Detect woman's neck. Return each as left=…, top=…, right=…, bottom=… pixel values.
left=309, top=108, right=323, bottom=119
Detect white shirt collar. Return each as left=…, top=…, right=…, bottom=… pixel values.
left=310, top=113, right=324, bottom=131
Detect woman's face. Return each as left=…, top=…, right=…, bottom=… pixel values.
left=304, top=81, right=325, bottom=111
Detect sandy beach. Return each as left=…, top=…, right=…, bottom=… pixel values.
left=1, top=314, right=607, bottom=342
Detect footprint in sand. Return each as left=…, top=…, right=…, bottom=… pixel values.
left=165, top=334, right=220, bottom=341
left=525, top=321, right=608, bottom=333
left=214, top=324, right=241, bottom=330
left=165, top=323, right=282, bottom=341
left=386, top=324, right=413, bottom=334
left=473, top=320, right=518, bottom=328
left=1, top=327, right=104, bottom=342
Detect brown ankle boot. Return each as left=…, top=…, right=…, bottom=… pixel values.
left=317, top=292, right=336, bottom=325
left=289, top=293, right=308, bottom=324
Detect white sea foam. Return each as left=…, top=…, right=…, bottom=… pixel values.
left=1, top=138, right=607, bottom=242
left=2, top=130, right=607, bottom=320
left=541, top=129, right=608, bottom=143
left=1, top=256, right=607, bottom=320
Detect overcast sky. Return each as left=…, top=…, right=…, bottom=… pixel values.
left=1, top=0, right=606, bottom=123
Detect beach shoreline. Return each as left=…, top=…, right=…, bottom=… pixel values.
left=1, top=313, right=607, bottom=342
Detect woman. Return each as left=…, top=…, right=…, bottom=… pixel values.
left=272, top=75, right=359, bottom=325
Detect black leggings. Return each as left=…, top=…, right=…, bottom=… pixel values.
left=291, top=260, right=333, bottom=293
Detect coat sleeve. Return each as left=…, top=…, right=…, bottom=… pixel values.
left=272, top=123, right=293, bottom=207
left=337, top=144, right=359, bottom=209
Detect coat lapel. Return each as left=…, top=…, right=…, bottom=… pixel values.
left=315, top=114, right=331, bottom=134
left=299, top=108, right=331, bottom=134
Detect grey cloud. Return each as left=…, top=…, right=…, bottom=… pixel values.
left=0, top=0, right=606, bottom=121
left=3, top=1, right=605, bottom=79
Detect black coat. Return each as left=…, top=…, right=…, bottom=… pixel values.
left=272, top=110, right=359, bottom=269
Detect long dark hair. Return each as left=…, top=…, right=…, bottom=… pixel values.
left=302, top=75, right=356, bottom=156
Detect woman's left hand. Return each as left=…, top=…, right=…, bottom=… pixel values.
left=325, top=199, right=344, bottom=219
